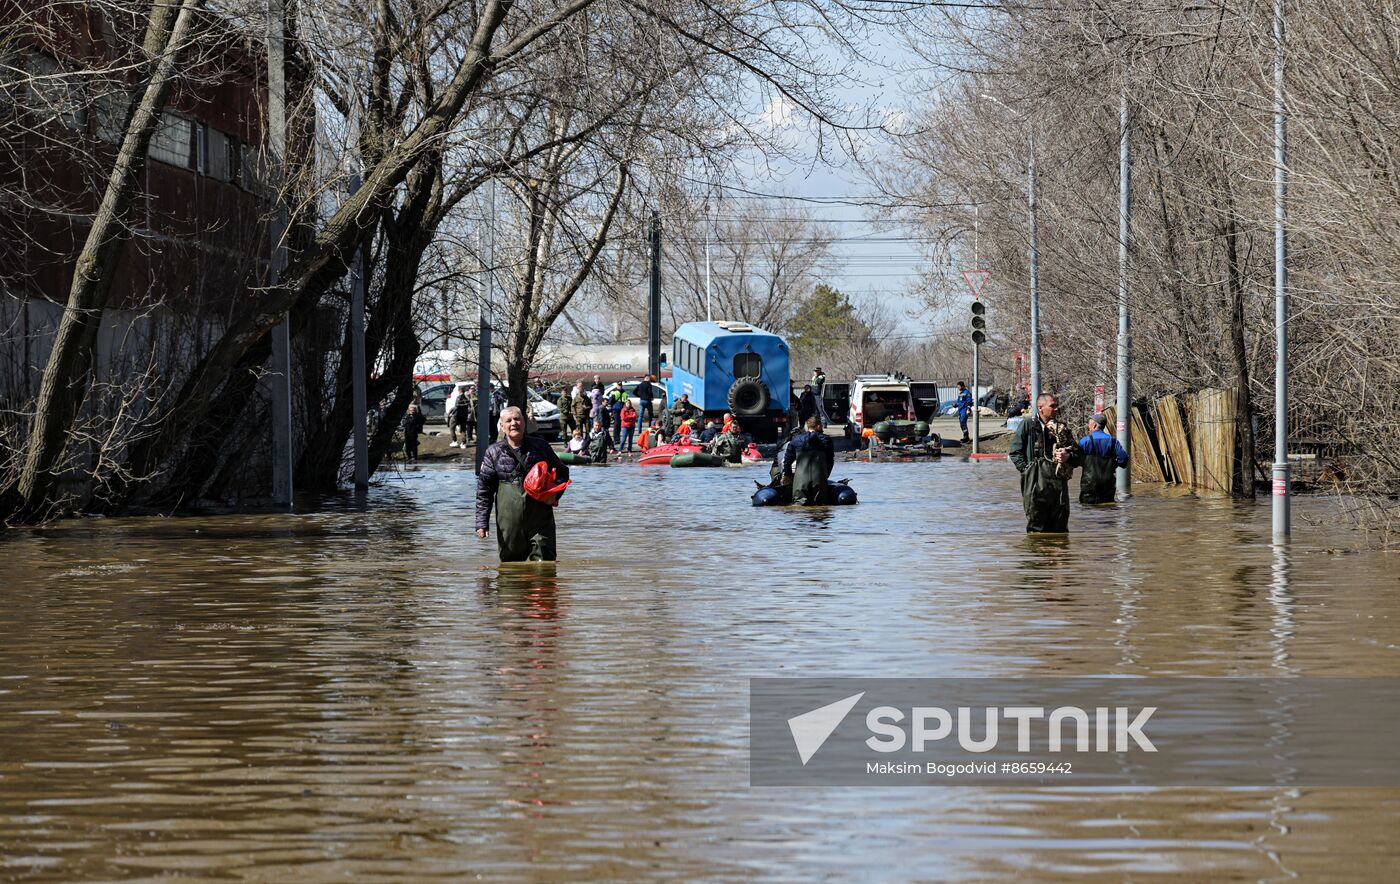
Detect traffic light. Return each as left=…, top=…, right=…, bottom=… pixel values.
left=970, top=300, right=986, bottom=345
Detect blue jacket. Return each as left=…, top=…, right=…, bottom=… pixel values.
left=956, top=389, right=973, bottom=416
left=1077, top=429, right=1129, bottom=467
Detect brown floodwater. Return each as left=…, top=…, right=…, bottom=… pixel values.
left=1, top=457, right=1397, bottom=880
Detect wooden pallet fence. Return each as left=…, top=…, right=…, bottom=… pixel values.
left=1188, top=388, right=1237, bottom=495
left=1152, top=395, right=1193, bottom=486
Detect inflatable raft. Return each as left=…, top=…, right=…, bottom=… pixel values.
left=752, top=480, right=859, bottom=507
left=670, top=451, right=726, bottom=468
left=638, top=442, right=702, bottom=465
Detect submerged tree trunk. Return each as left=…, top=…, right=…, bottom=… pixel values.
left=1219, top=170, right=1257, bottom=500
left=3, top=0, right=205, bottom=523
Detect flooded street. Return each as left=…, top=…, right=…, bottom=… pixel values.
left=2, top=457, right=1398, bottom=880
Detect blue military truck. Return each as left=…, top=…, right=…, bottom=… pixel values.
left=665, top=321, right=791, bottom=442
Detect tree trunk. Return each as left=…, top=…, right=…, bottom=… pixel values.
left=3, top=0, right=205, bottom=523
left=1220, top=172, right=1257, bottom=500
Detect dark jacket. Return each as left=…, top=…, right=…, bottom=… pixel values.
left=634, top=380, right=653, bottom=402
left=784, top=430, right=834, bottom=476
left=402, top=410, right=426, bottom=437
left=797, top=390, right=818, bottom=423
left=475, top=435, right=568, bottom=532
left=587, top=427, right=616, bottom=463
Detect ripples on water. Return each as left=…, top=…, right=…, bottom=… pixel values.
left=1, top=457, right=1397, bottom=879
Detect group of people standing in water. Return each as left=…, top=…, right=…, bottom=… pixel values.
left=474, top=388, right=1133, bottom=563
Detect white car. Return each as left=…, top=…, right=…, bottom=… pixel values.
left=620, top=378, right=668, bottom=415
left=418, top=381, right=562, bottom=440
left=847, top=374, right=917, bottom=435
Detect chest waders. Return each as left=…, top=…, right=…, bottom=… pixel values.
left=1020, top=429, right=1071, bottom=533
left=1079, top=454, right=1117, bottom=505
left=792, top=449, right=831, bottom=506
left=496, top=447, right=557, bottom=562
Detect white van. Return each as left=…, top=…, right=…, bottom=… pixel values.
left=847, top=374, right=917, bottom=436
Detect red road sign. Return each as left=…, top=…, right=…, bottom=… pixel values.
left=961, top=269, right=991, bottom=298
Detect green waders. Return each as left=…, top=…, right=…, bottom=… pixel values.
left=1079, top=454, right=1117, bottom=505
left=494, top=480, right=557, bottom=562
left=1021, top=457, right=1071, bottom=533
left=792, top=450, right=831, bottom=506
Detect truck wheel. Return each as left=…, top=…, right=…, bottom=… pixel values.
left=728, top=376, right=770, bottom=416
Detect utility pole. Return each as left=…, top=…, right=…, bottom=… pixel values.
left=1116, top=88, right=1132, bottom=498
left=475, top=178, right=495, bottom=471
left=349, top=173, right=368, bottom=491
left=266, top=0, right=293, bottom=507
left=970, top=301, right=986, bottom=455
left=980, top=94, right=1039, bottom=401
left=1027, top=128, right=1041, bottom=400
left=647, top=211, right=661, bottom=378
left=1272, top=0, right=1291, bottom=541
left=704, top=229, right=712, bottom=322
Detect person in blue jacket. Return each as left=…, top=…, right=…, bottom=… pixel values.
left=1077, top=413, right=1129, bottom=504
left=955, top=381, right=974, bottom=443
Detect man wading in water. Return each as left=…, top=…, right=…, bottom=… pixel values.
left=475, top=406, right=570, bottom=561
left=1008, top=393, right=1083, bottom=533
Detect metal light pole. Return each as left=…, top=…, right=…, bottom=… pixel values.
left=647, top=211, right=661, bottom=378
left=970, top=300, right=986, bottom=455
left=1027, top=128, right=1041, bottom=400
left=704, top=228, right=712, bottom=322
left=1272, top=0, right=1291, bottom=541
left=267, top=0, right=293, bottom=507
left=475, top=178, right=495, bottom=471
left=981, top=94, right=1040, bottom=401
left=1116, top=88, right=1132, bottom=498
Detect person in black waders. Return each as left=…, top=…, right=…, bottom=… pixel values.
left=785, top=416, right=835, bottom=505
left=475, top=406, right=570, bottom=562
left=1008, top=393, right=1083, bottom=533
left=1077, top=413, right=1129, bottom=505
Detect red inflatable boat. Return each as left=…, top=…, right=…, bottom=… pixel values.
left=638, top=442, right=703, bottom=465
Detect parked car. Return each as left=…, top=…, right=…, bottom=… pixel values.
left=417, top=381, right=562, bottom=439
left=847, top=374, right=917, bottom=437
left=620, top=378, right=668, bottom=415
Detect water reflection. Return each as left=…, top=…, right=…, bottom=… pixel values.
left=0, top=459, right=1396, bottom=878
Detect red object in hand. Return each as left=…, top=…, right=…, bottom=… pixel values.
left=523, top=461, right=570, bottom=507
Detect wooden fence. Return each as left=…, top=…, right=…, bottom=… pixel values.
left=1105, top=388, right=1238, bottom=496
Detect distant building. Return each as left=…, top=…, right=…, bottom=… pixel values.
left=0, top=4, right=297, bottom=401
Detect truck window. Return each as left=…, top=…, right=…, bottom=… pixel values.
left=734, top=352, right=761, bottom=378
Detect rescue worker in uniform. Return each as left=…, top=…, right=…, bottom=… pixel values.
left=1077, top=413, right=1129, bottom=504
left=785, top=416, right=835, bottom=505
left=475, top=406, right=570, bottom=562
left=569, top=380, right=591, bottom=443
left=955, top=381, right=974, bottom=443
left=558, top=384, right=574, bottom=438
left=1008, top=393, right=1083, bottom=533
